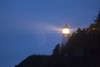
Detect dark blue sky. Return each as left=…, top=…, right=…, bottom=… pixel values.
left=0, top=0, right=100, bottom=67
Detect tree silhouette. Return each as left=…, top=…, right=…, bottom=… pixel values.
left=53, top=44, right=60, bottom=56
left=53, top=11, right=100, bottom=57
left=15, top=11, right=100, bottom=67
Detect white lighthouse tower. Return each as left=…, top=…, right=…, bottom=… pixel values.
left=62, top=24, right=70, bottom=45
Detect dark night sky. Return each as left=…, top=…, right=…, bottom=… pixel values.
left=0, top=0, right=100, bottom=67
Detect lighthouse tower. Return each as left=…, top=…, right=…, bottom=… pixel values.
left=62, top=24, right=70, bottom=45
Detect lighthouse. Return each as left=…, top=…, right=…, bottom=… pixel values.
left=62, top=24, right=70, bottom=45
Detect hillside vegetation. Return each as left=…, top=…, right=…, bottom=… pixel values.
left=16, top=12, right=100, bottom=67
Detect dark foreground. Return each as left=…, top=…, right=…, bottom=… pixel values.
left=15, top=55, right=100, bottom=67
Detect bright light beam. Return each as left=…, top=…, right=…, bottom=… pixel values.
left=62, top=28, right=70, bottom=34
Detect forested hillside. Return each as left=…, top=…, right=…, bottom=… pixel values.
left=53, top=11, right=100, bottom=57
left=16, top=12, right=100, bottom=67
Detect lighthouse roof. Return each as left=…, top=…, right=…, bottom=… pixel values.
left=63, top=24, right=69, bottom=28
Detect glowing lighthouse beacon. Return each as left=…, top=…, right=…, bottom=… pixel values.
left=62, top=24, right=70, bottom=45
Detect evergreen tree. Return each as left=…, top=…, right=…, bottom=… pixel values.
left=95, top=11, right=100, bottom=32
left=77, top=27, right=81, bottom=33
left=53, top=44, right=60, bottom=56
